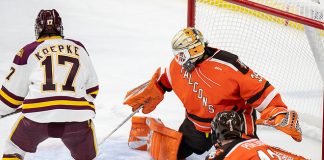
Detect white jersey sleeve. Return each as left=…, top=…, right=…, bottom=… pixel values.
left=0, top=60, right=30, bottom=115
left=84, top=56, right=99, bottom=102
left=0, top=36, right=99, bottom=123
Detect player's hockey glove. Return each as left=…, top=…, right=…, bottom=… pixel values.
left=123, top=67, right=164, bottom=114
left=256, top=106, right=302, bottom=142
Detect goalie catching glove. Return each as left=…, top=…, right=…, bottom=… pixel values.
left=256, top=106, right=302, bottom=142
left=123, top=67, right=164, bottom=114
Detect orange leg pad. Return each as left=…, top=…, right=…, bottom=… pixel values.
left=146, top=117, right=183, bottom=160
left=128, top=116, right=151, bottom=151
left=128, top=116, right=183, bottom=160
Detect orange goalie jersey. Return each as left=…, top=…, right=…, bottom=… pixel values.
left=159, top=47, right=287, bottom=133
left=206, top=138, right=307, bottom=160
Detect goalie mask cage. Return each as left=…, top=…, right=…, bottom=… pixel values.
left=188, top=0, right=324, bottom=158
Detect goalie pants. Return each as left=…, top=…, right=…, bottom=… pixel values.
left=2, top=116, right=97, bottom=160
left=177, top=118, right=213, bottom=159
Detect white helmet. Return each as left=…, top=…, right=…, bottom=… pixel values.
left=171, top=27, right=206, bottom=66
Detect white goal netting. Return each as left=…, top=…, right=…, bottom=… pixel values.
left=193, top=0, right=324, bottom=140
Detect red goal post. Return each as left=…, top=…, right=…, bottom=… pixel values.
left=188, top=0, right=324, bottom=158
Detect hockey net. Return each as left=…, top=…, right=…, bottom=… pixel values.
left=188, top=0, right=324, bottom=141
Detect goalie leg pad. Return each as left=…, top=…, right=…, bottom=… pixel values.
left=128, top=116, right=183, bottom=160
left=146, top=117, right=183, bottom=160
left=128, top=117, right=151, bottom=151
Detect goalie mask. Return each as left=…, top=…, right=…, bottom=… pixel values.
left=35, top=9, right=63, bottom=40
left=171, top=27, right=205, bottom=72
left=211, top=111, right=243, bottom=145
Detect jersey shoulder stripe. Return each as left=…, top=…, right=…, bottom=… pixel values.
left=246, top=81, right=271, bottom=104
left=65, top=38, right=88, bottom=54
left=13, top=41, right=44, bottom=65
left=211, top=50, right=249, bottom=74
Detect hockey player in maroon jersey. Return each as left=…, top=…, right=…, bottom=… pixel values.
left=206, top=110, right=307, bottom=160
left=0, top=9, right=99, bottom=160
left=124, top=27, right=302, bottom=159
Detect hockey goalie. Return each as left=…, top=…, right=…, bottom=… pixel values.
left=123, top=27, right=303, bottom=159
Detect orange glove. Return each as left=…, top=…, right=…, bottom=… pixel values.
left=256, top=106, right=302, bottom=142
left=123, top=68, right=164, bottom=114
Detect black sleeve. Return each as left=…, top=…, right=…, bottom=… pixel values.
left=158, top=80, right=172, bottom=93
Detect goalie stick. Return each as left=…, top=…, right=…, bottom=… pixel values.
left=98, top=105, right=144, bottom=146
left=99, top=80, right=150, bottom=145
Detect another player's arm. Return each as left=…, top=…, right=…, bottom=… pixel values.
left=236, top=62, right=302, bottom=142
left=0, top=49, right=31, bottom=115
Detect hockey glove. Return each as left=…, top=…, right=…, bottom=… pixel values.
left=256, top=106, right=302, bottom=142
left=123, top=67, right=164, bottom=114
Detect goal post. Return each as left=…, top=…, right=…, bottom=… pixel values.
left=188, top=0, right=324, bottom=158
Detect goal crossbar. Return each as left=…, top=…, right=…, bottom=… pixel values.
left=225, top=0, right=324, bottom=30
left=188, top=0, right=324, bottom=30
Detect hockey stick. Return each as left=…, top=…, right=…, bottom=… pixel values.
left=98, top=105, right=144, bottom=146
left=0, top=108, right=22, bottom=119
